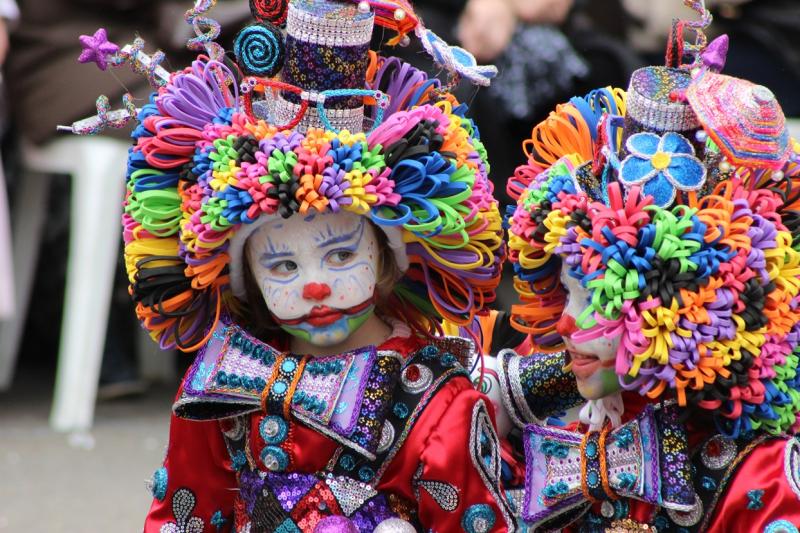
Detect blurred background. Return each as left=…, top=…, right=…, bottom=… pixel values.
left=0, top=0, right=798, bottom=530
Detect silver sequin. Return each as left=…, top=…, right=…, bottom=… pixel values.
left=325, top=475, right=378, bottom=516
left=418, top=479, right=460, bottom=512
left=666, top=491, right=703, bottom=527
left=401, top=364, right=433, bottom=394
left=700, top=435, right=737, bottom=470
left=377, top=420, right=395, bottom=454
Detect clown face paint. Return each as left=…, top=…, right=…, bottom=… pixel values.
left=246, top=212, right=379, bottom=347
left=555, top=270, right=621, bottom=400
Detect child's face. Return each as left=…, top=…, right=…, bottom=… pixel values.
left=246, top=212, right=380, bottom=347
left=555, top=270, right=621, bottom=400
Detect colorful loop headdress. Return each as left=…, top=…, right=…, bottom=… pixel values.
left=69, top=0, right=504, bottom=352
left=506, top=0, right=800, bottom=437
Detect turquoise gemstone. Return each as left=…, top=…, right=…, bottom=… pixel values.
left=282, top=359, right=297, bottom=373
left=272, top=380, right=287, bottom=394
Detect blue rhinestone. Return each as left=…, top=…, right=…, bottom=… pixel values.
left=420, top=345, right=438, bottom=360
left=393, top=402, right=409, bottom=419
left=282, top=359, right=297, bottom=373
left=261, top=445, right=288, bottom=472
left=272, top=380, right=287, bottom=394
left=700, top=475, right=717, bottom=491
left=339, top=454, right=355, bottom=471
left=441, top=353, right=457, bottom=367
left=587, top=470, right=599, bottom=487
left=259, top=415, right=288, bottom=444
left=358, top=466, right=374, bottom=481
left=461, top=504, right=496, bottom=533
left=151, top=467, right=168, bottom=501
left=586, top=441, right=598, bottom=458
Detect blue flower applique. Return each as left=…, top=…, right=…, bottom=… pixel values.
left=618, top=131, right=706, bottom=207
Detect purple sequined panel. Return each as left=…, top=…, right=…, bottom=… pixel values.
left=348, top=354, right=402, bottom=453
left=656, top=405, right=695, bottom=507
left=349, top=496, right=396, bottom=530
left=268, top=472, right=320, bottom=512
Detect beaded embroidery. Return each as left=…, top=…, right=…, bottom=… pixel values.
left=497, top=349, right=581, bottom=428
left=765, top=520, right=800, bottom=533
left=160, top=488, right=205, bottom=533
left=469, top=400, right=515, bottom=531
left=175, top=318, right=403, bottom=460
left=784, top=437, right=800, bottom=502
left=461, top=504, right=496, bottom=533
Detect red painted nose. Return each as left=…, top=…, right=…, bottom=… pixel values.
left=555, top=314, right=578, bottom=338
left=302, top=282, right=332, bottom=301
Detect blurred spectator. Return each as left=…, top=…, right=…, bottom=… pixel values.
left=3, top=0, right=204, bottom=394
left=0, top=0, right=17, bottom=321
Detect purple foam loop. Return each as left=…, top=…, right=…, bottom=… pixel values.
left=416, top=258, right=474, bottom=316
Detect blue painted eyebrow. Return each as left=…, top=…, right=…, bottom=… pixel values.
left=260, top=251, right=294, bottom=263
left=316, top=222, right=363, bottom=248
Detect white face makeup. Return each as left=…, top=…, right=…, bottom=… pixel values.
left=556, top=270, right=621, bottom=400
left=246, top=212, right=380, bottom=347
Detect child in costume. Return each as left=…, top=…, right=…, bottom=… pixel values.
left=501, top=1, right=800, bottom=531
left=61, top=0, right=561, bottom=530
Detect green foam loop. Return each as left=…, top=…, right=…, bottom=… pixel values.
left=268, top=150, right=297, bottom=183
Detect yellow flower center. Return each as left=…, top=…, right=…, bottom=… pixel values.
left=651, top=151, right=671, bottom=170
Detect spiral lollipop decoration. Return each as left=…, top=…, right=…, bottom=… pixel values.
left=250, top=0, right=289, bottom=27
left=234, top=23, right=285, bottom=77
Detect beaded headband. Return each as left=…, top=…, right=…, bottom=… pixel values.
left=68, top=0, right=504, bottom=351
left=505, top=2, right=800, bottom=437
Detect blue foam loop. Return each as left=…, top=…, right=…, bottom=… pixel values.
left=370, top=203, right=412, bottom=226
left=329, top=138, right=363, bottom=172
left=586, top=87, right=621, bottom=117
left=408, top=79, right=440, bottom=109
left=132, top=169, right=181, bottom=192
left=568, top=96, right=599, bottom=142
left=131, top=100, right=160, bottom=140
left=317, top=89, right=388, bottom=134
left=126, top=149, right=150, bottom=181
left=219, top=186, right=256, bottom=224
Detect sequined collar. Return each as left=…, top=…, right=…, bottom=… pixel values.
left=174, top=318, right=404, bottom=460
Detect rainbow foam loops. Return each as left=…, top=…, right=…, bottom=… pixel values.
left=122, top=55, right=503, bottom=352
left=506, top=82, right=800, bottom=437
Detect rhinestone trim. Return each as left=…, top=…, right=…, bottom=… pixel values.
left=401, top=364, right=433, bottom=394
left=784, top=437, right=800, bottom=501
left=286, top=2, right=374, bottom=47
left=666, top=491, right=703, bottom=527
left=700, top=435, right=737, bottom=470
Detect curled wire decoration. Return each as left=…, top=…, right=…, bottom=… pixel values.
left=62, top=93, right=139, bottom=135
left=184, top=0, right=225, bottom=61
left=681, top=0, right=713, bottom=68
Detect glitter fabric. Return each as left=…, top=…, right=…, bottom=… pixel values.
left=522, top=405, right=695, bottom=528
left=280, top=0, right=373, bottom=113
left=497, top=349, right=582, bottom=427
left=624, top=66, right=698, bottom=134
left=686, top=69, right=792, bottom=170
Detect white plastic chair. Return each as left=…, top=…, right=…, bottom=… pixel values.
left=0, top=135, right=126, bottom=431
